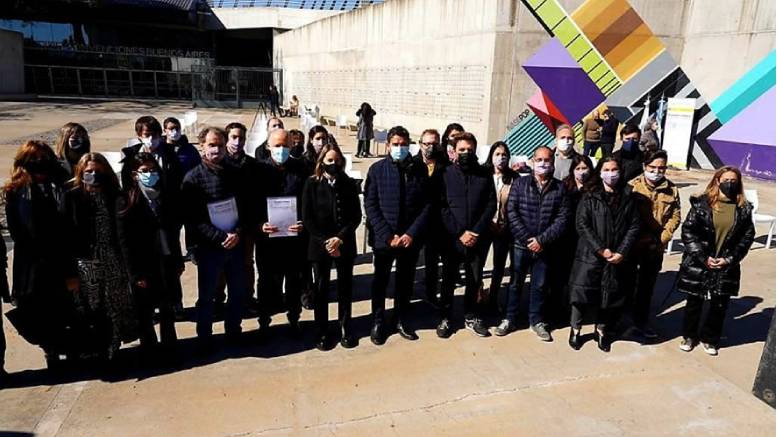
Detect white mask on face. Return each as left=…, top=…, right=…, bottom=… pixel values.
left=556, top=138, right=573, bottom=153
left=167, top=129, right=181, bottom=141
left=533, top=161, right=553, bottom=176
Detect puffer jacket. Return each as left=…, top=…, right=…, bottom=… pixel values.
left=568, top=186, right=640, bottom=308
left=506, top=175, right=570, bottom=250
left=677, top=195, right=754, bottom=298
left=629, top=174, right=681, bottom=253
left=364, top=156, right=429, bottom=250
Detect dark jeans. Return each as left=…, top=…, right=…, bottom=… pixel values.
left=683, top=294, right=730, bottom=345
left=600, top=143, right=614, bottom=157
left=313, top=256, right=353, bottom=333
left=506, top=247, right=548, bottom=326
left=440, top=246, right=486, bottom=321
left=583, top=141, right=600, bottom=157
left=357, top=140, right=371, bottom=156
left=488, top=234, right=513, bottom=311
left=134, top=258, right=179, bottom=348
left=570, top=303, right=617, bottom=332
left=256, top=238, right=303, bottom=325
left=626, top=250, right=664, bottom=328
left=371, top=247, right=420, bottom=325
left=195, top=244, right=247, bottom=339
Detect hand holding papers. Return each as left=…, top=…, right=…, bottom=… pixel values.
left=265, top=196, right=300, bottom=238
left=208, top=197, right=238, bottom=233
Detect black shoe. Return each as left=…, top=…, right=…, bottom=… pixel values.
left=595, top=329, right=611, bottom=352
left=370, top=323, right=385, bottom=345
left=396, top=322, right=419, bottom=341
left=436, top=318, right=452, bottom=338
left=340, top=331, right=356, bottom=349
left=494, top=319, right=516, bottom=337
left=316, top=335, right=328, bottom=351
left=568, top=328, right=582, bottom=350
left=465, top=318, right=491, bottom=337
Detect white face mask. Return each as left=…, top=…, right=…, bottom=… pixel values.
left=574, top=169, right=590, bottom=182
left=167, top=129, right=181, bottom=141
left=556, top=138, right=573, bottom=152
left=601, top=170, right=621, bottom=186
left=311, top=138, right=324, bottom=153
left=533, top=161, right=553, bottom=176
left=644, top=170, right=664, bottom=183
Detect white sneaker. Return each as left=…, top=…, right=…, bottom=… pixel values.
left=701, top=342, right=719, bottom=356
left=679, top=337, right=696, bottom=352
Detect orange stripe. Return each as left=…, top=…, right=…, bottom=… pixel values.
left=574, top=0, right=631, bottom=42
left=610, top=31, right=665, bottom=81
left=571, top=0, right=619, bottom=33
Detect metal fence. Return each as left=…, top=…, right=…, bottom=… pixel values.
left=24, top=64, right=282, bottom=108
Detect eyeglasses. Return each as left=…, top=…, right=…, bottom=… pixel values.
left=646, top=164, right=667, bottom=172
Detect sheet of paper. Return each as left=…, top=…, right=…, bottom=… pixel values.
left=267, top=196, right=298, bottom=238
left=207, top=197, right=238, bottom=233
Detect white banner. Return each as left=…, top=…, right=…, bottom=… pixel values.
left=662, top=97, right=696, bottom=170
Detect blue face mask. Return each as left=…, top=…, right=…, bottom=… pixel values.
left=271, top=147, right=290, bottom=164
left=138, top=171, right=160, bottom=188
left=622, top=139, right=637, bottom=152
left=390, top=145, right=409, bottom=161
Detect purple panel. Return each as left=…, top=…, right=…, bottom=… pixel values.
left=524, top=64, right=606, bottom=123
left=523, top=38, right=579, bottom=69
left=708, top=86, right=776, bottom=147
left=708, top=139, right=776, bottom=180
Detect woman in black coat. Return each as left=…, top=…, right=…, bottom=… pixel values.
left=4, top=140, right=79, bottom=368
left=677, top=166, right=754, bottom=356
left=568, top=156, right=640, bottom=352
left=302, top=144, right=361, bottom=351
left=116, top=152, right=185, bottom=357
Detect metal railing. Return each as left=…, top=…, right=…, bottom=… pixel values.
left=24, top=64, right=282, bottom=108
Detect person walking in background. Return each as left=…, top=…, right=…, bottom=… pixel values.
left=116, top=153, right=183, bottom=360
left=599, top=110, right=619, bottom=158
left=66, top=153, right=138, bottom=360
left=364, top=126, right=429, bottom=345
left=5, top=141, right=79, bottom=369
left=438, top=132, right=496, bottom=339
left=302, top=144, right=361, bottom=350
left=356, top=102, right=376, bottom=158
left=553, top=124, right=580, bottom=180
left=568, top=157, right=640, bottom=353
left=483, top=141, right=516, bottom=316
left=625, top=150, right=681, bottom=342
left=677, top=166, right=754, bottom=356
left=641, top=117, right=661, bottom=153
left=582, top=111, right=602, bottom=157
left=269, top=85, right=280, bottom=118
left=289, top=95, right=300, bottom=117
left=181, top=127, right=247, bottom=354
left=55, top=122, right=91, bottom=179
left=499, top=146, right=570, bottom=340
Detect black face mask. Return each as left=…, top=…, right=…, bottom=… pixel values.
left=290, top=144, right=304, bottom=158
left=323, top=163, right=341, bottom=176
left=457, top=152, right=476, bottom=171
left=69, top=138, right=88, bottom=151
left=719, top=181, right=739, bottom=200
left=24, top=160, right=50, bottom=175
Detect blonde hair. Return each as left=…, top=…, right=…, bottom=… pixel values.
left=702, top=166, right=747, bottom=208
left=72, top=152, right=120, bottom=193
left=54, top=122, right=89, bottom=160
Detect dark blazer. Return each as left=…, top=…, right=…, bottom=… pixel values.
left=64, top=187, right=122, bottom=260
left=301, top=175, right=362, bottom=261
left=612, top=148, right=645, bottom=183
left=364, top=157, right=429, bottom=250
left=439, top=164, right=497, bottom=252
left=166, top=136, right=201, bottom=177
left=506, top=175, right=570, bottom=250
left=6, top=183, right=77, bottom=300
left=677, top=195, right=755, bottom=298
left=568, top=186, right=640, bottom=308
left=256, top=158, right=308, bottom=230
left=116, top=192, right=184, bottom=286
left=121, top=142, right=183, bottom=191
left=412, top=153, right=448, bottom=242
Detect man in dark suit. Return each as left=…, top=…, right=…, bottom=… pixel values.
left=364, top=125, right=429, bottom=345
left=438, top=132, right=496, bottom=338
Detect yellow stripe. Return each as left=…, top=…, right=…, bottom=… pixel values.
left=571, top=0, right=619, bottom=32
left=575, top=0, right=631, bottom=42
left=610, top=29, right=664, bottom=81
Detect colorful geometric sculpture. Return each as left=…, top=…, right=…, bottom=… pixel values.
left=523, top=38, right=607, bottom=125
left=711, top=50, right=776, bottom=124
left=505, top=111, right=555, bottom=157
left=526, top=89, right=570, bottom=132
left=707, top=86, right=776, bottom=180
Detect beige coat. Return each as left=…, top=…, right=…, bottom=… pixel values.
left=629, top=174, right=681, bottom=252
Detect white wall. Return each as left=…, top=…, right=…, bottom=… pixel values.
left=213, top=7, right=341, bottom=30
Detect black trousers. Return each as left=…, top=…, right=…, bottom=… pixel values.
left=313, top=256, right=353, bottom=333
left=570, top=303, right=619, bottom=332
left=440, top=246, right=486, bottom=320
left=627, top=250, right=664, bottom=328
left=371, top=247, right=420, bottom=324
left=682, top=294, right=730, bottom=345
left=357, top=140, right=371, bottom=156
left=256, top=239, right=303, bottom=325
left=488, top=234, right=513, bottom=311
left=423, top=237, right=444, bottom=300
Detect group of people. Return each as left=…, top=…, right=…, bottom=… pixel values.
left=0, top=113, right=756, bottom=382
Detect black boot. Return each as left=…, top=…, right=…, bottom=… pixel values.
left=595, top=329, right=611, bottom=353
left=396, top=321, right=419, bottom=341
left=568, top=328, right=582, bottom=350
left=370, top=321, right=385, bottom=346
left=340, top=322, right=356, bottom=349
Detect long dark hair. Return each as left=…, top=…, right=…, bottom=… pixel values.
left=119, top=152, right=162, bottom=216
left=441, top=123, right=464, bottom=146
left=307, top=125, right=330, bottom=158
left=313, top=144, right=346, bottom=179
left=563, top=154, right=594, bottom=192
left=483, top=141, right=515, bottom=184
left=584, top=156, right=624, bottom=192
left=357, top=102, right=375, bottom=119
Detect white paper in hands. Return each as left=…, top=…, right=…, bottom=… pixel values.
left=267, top=196, right=298, bottom=238
left=207, top=197, right=238, bottom=233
